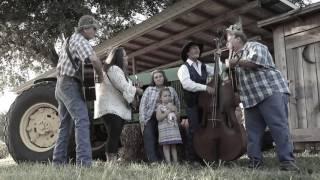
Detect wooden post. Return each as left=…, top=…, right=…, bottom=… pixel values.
left=132, top=57, right=136, bottom=75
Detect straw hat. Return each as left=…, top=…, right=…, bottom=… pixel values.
left=76, top=15, right=100, bottom=32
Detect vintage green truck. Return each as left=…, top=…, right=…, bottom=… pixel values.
left=3, top=66, right=186, bottom=162
left=2, top=0, right=295, bottom=162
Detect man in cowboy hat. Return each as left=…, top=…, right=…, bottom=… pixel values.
left=177, top=41, right=216, bottom=163
left=226, top=24, right=299, bottom=172
left=53, top=15, right=103, bottom=167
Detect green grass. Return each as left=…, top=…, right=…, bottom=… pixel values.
left=0, top=152, right=319, bottom=180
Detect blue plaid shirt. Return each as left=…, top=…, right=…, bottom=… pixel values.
left=236, top=41, right=290, bottom=108
left=56, top=33, right=94, bottom=78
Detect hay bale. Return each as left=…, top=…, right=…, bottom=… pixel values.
left=0, top=141, right=9, bottom=159
left=119, top=123, right=145, bottom=162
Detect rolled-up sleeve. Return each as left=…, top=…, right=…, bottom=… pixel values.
left=139, top=87, right=150, bottom=124
left=170, top=87, right=181, bottom=113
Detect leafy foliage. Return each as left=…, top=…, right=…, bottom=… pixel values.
left=0, top=0, right=178, bottom=91
left=0, top=0, right=308, bottom=91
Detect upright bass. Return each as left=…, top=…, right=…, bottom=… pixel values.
left=193, top=33, right=246, bottom=162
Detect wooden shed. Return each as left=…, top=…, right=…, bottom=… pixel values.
left=259, top=2, right=320, bottom=149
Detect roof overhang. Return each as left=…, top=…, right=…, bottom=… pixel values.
left=258, top=2, right=320, bottom=28
left=13, top=0, right=296, bottom=93
left=94, top=0, right=297, bottom=73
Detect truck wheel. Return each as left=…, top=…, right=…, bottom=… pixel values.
left=4, top=82, right=59, bottom=162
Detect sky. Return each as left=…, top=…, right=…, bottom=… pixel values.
left=0, top=0, right=320, bottom=113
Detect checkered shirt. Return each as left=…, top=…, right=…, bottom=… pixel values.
left=56, top=33, right=94, bottom=78
left=235, top=41, right=290, bottom=108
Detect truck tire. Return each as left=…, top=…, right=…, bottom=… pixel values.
left=5, top=81, right=107, bottom=163
left=4, top=82, right=59, bottom=162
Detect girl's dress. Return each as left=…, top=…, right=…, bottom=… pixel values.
left=157, top=104, right=182, bottom=145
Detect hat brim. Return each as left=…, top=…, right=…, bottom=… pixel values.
left=76, top=23, right=100, bottom=32
left=181, top=42, right=203, bottom=62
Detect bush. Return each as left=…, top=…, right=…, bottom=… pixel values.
left=0, top=112, right=6, bottom=142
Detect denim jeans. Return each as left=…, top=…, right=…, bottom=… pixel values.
left=143, top=114, right=161, bottom=162
left=53, top=76, right=92, bottom=167
left=245, top=93, right=295, bottom=163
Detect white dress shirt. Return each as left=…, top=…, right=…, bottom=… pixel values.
left=177, top=59, right=215, bottom=92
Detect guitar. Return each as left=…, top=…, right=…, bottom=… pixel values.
left=130, top=75, right=142, bottom=113
left=65, top=37, right=96, bottom=101
left=80, top=63, right=96, bottom=101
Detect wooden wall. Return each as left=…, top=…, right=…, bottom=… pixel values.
left=273, top=13, right=320, bottom=144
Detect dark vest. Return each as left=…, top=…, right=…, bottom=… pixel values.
left=183, top=62, right=207, bottom=107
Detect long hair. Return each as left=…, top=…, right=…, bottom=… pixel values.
left=149, top=69, right=169, bottom=86
left=104, top=47, right=126, bottom=72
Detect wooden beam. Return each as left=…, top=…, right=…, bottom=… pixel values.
left=94, top=0, right=209, bottom=57
left=143, top=34, right=263, bottom=72
left=131, top=57, right=136, bottom=75
left=128, top=1, right=260, bottom=58
left=292, top=128, right=320, bottom=142
left=258, top=2, right=320, bottom=28
left=279, top=0, right=298, bottom=10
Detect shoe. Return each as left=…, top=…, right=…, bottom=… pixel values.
left=248, top=159, right=263, bottom=169
left=106, top=152, right=118, bottom=162
left=280, top=161, right=300, bottom=172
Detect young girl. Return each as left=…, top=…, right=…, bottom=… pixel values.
left=156, top=87, right=182, bottom=163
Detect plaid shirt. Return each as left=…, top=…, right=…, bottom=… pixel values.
left=236, top=41, right=290, bottom=108
left=56, top=33, right=94, bottom=78
left=139, top=86, right=180, bottom=125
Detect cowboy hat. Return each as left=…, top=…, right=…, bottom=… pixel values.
left=180, top=41, right=203, bottom=62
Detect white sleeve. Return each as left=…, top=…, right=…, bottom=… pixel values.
left=107, top=66, right=136, bottom=103
left=206, top=64, right=215, bottom=76
left=177, top=65, right=207, bottom=92
left=205, top=61, right=224, bottom=76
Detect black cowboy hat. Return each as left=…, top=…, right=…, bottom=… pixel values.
left=180, top=41, right=204, bottom=62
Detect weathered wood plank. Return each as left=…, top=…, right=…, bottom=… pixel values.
left=94, top=0, right=210, bottom=57
left=284, top=13, right=320, bottom=36
left=301, top=43, right=320, bottom=128
left=286, top=48, right=298, bottom=129
left=291, top=128, right=320, bottom=142
left=127, top=1, right=260, bottom=58
left=293, top=47, right=308, bottom=128
left=258, top=2, right=319, bottom=28
left=273, top=25, right=287, bottom=79
left=285, top=26, right=320, bottom=49
left=315, top=42, right=320, bottom=128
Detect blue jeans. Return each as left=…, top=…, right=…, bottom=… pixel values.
left=53, top=76, right=92, bottom=166
left=143, top=114, right=161, bottom=162
left=245, top=93, right=295, bottom=163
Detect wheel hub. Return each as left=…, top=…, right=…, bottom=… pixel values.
left=20, top=103, right=59, bottom=152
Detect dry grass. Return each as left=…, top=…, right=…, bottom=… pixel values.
left=0, top=151, right=319, bottom=180
left=0, top=141, right=8, bottom=159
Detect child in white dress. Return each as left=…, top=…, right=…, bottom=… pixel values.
left=156, top=87, right=182, bottom=163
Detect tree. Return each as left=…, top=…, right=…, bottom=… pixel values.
left=0, top=0, right=178, bottom=92
left=0, top=0, right=308, bottom=92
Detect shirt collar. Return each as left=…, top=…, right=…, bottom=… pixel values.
left=186, top=58, right=201, bottom=66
